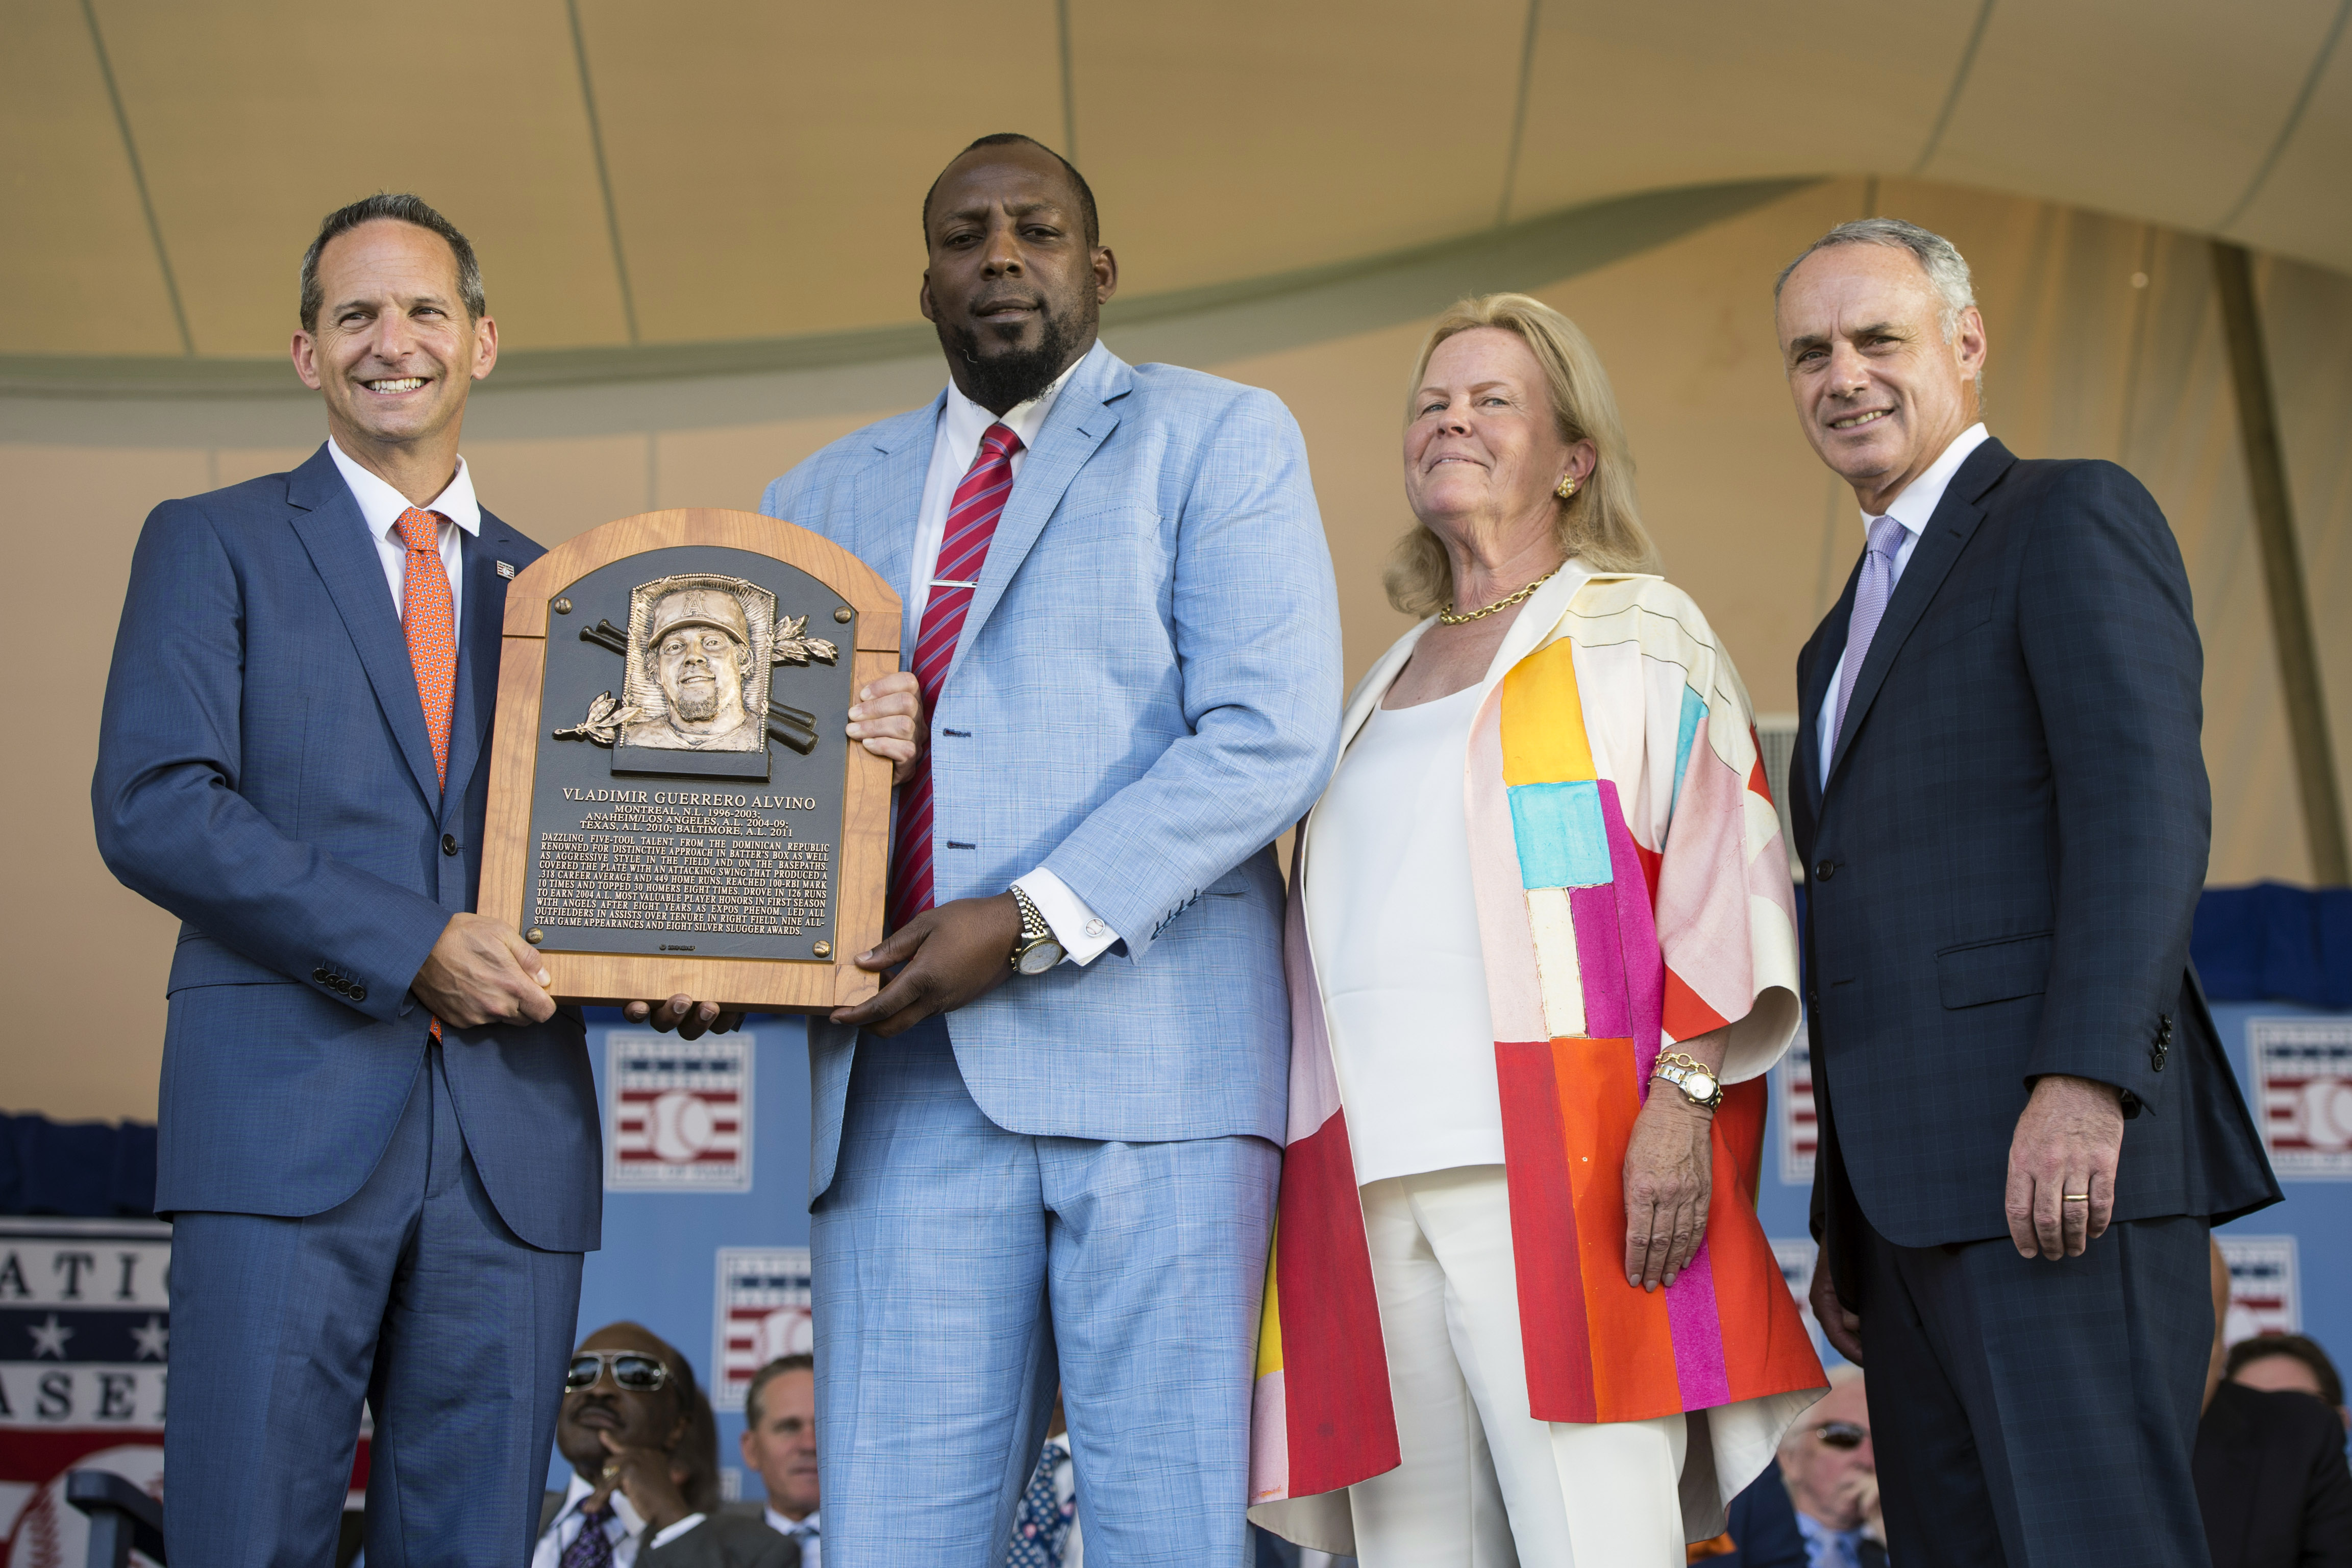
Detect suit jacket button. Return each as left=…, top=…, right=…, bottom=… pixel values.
left=1814, top=860, right=1838, bottom=881
left=350, top=985, right=367, bottom=1003
left=2151, top=1047, right=2167, bottom=1071
left=442, top=833, right=460, bottom=857
left=313, top=966, right=330, bottom=984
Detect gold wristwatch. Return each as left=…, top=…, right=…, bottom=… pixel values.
left=1008, top=886, right=1066, bottom=976
left=1651, top=1051, right=1725, bottom=1111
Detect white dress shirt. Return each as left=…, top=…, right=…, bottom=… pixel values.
left=913, top=367, right=1117, bottom=966
left=762, top=1505, right=820, bottom=1568
left=531, top=1472, right=705, bottom=1566
left=326, top=437, right=480, bottom=624
left=1816, top=422, right=1990, bottom=789
left=1304, top=683, right=1505, bottom=1183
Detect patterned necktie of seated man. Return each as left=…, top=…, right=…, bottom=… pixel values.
left=887, top=422, right=1023, bottom=932
left=559, top=1503, right=617, bottom=1568
left=1006, top=1436, right=1073, bottom=1568
left=398, top=505, right=458, bottom=1040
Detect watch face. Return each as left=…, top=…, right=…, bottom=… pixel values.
left=1686, top=1071, right=1719, bottom=1101
left=1017, top=942, right=1064, bottom=977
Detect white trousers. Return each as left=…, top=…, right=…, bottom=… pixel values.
left=1348, top=1165, right=1688, bottom=1568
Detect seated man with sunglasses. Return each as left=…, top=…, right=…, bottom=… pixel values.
left=1775, top=1370, right=1884, bottom=1568
left=535, top=1323, right=796, bottom=1568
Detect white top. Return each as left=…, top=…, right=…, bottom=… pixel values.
left=530, top=1472, right=705, bottom=1567
left=327, top=438, right=479, bottom=623
left=1816, top=421, right=1990, bottom=787
left=913, top=364, right=1115, bottom=966
left=764, top=1505, right=820, bottom=1568
left=1304, top=682, right=1503, bottom=1184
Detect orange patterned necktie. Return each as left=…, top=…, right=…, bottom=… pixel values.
left=397, top=507, right=456, bottom=1042
left=395, top=507, right=457, bottom=788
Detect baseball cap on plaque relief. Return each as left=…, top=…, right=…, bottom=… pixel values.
left=479, top=510, right=902, bottom=1015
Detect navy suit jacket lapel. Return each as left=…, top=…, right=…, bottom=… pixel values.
left=1823, top=437, right=2015, bottom=788
left=852, top=397, right=939, bottom=666
left=946, top=342, right=1128, bottom=690
left=439, top=516, right=514, bottom=819
left=285, top=445, right=443, bottom=808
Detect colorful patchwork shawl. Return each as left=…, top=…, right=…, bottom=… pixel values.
left=1250, top=571, right=1823, bottom=1516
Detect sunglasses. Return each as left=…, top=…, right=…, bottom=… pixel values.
left=566, top=1350, right=671, bottom=1394
left=1815, top=1420, right=1869, bottom=1450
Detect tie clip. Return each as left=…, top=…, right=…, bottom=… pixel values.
left=930, top=578, right=977, bottom=589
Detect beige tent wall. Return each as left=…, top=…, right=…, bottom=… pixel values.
left=8, top=177, right=2349, bottom=1120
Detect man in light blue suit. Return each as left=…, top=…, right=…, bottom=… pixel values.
left=90, top=195, right=727, bottom=1567
left=759, top=135, right=1343, bottom=1566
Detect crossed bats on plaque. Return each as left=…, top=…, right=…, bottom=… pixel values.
left=554, top=572, right=838, bottom=756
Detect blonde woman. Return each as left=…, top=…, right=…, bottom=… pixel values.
left=1249, top=295, right=1825, bottom=1565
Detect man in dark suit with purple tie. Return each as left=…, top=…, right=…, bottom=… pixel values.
left=1774, top=217, right=2278, bottom=1567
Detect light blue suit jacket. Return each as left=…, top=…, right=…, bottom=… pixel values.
left=761, top=342, right=1343, bottom=1197
left=92, top=445, right=600, bottom=1251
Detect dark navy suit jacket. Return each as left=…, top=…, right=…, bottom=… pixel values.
left=92, top=443, right=599, bottom=1252
left=1790, top=438, right=2274, bottom=1278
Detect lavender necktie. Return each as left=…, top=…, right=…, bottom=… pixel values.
left=1829, top=514, right=1911, bottom=757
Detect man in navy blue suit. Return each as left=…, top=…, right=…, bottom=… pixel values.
left=91, top=195, right=739, bottom=1567
left=1775, top=218, right=2278, bottom=1566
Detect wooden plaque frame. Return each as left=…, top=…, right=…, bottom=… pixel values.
left=481, top=509, right=902, bottom=1012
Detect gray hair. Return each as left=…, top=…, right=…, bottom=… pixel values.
left=299, top=192, right=485, bottom=332
left=1774, top=217, right=1976, bottom=341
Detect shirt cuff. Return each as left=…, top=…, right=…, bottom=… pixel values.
left=649, top=1513, right=707, bottom=1549
left=1014, top=868, right=1119, bottom=966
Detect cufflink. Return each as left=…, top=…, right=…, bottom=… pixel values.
left=1084, top=918, right=1107, bottom=939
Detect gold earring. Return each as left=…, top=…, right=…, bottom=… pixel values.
left=1555, top=475, right=1578, bottom=500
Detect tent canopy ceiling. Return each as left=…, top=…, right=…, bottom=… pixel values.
left=3, top=0, right=2347, bottom=379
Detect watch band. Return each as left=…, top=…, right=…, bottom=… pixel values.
left=1651, top=1050, right=1725, bottom=1111
left=1008, top=886, right=1062, bottom=973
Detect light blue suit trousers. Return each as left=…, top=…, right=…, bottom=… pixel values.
left=812, top=1024, right=1278, bottom=1567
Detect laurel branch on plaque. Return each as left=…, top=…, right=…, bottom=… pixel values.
left=553, top=572, right=838, bottom=755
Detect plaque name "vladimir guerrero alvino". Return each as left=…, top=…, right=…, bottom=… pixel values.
left=481, top=510, right=901, bottom=1013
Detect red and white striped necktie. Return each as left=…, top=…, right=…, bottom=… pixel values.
left=888, top=422, right=1023, bottom=930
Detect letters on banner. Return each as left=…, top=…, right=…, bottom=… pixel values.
left=1, top=1219, right=373, bottom=1566
left=607, top=1032, right=754, bottom=1193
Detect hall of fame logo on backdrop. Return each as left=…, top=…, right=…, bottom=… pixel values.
left=1773, top=1043, right=1817, bottom=1185
left=1, top=1217, right=171, bottom=1567
left=713, top=1248, right=812, bottom=1414
left=2218, top=1234, right=2301, bottom=1342
left=606, top=1033, right=752, bottom=1192
left=2251, top=1017, right=2352, bottom=1179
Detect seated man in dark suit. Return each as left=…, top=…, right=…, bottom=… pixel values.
left=2197, top=1245, right=2352, bottom=1568
left=533, top=1322, right=794, bottom=1567
left=2229, top=1332, right=2349, bottom=1432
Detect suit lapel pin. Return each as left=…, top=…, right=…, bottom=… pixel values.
left=496, top=560, right=516, bottom=579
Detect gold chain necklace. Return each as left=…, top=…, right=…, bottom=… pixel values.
left=1438, top=566, right=1560, bottom=626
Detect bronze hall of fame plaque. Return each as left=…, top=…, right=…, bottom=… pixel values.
left=481, top=510, right=902, bottom=1013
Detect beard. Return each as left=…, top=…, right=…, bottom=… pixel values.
left=671, top=681, right=722, bottom=722
left=938, top=293, right=1094, bottom=413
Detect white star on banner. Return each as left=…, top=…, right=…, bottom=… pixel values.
left=130, top=1315, right=168, bottom=1361
left=28, top=1313, right=73, bottom=1359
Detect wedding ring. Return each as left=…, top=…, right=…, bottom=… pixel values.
left=2061, top=1193, right=2091, bottom=1202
